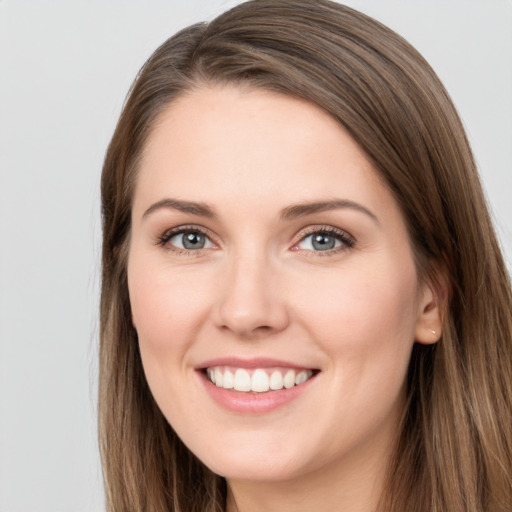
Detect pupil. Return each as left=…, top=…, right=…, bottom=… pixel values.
left=183, top=232, right=205, bottom=249
left=312, top=234, right=335, bottom=251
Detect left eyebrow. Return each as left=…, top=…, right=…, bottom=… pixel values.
left=142, top=198, right=215, bottom=219
left=280, top=199, right=379, bottom=225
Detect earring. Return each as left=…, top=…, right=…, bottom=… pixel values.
left=431, top=329, right=436, bottom=336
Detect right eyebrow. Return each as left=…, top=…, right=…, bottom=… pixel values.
left=142, top=198, right=215, bottom=219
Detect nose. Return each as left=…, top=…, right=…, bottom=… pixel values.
left=213, top=252, right=289, bottom=339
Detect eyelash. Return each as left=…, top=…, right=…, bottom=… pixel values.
left=156, top=225, right=215, bottom=256
left=156, top=225, right=355, bottom=256
left=293, top=226, right=355, bottom=255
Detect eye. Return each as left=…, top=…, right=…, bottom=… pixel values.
left=158, top=227, right=215, bottom=252
left=294, top=228, right=354, bottom=253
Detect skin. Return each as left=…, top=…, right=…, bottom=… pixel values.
left=127, top=85, right=442, bottom=512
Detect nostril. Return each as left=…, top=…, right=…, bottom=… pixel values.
left=219, top=323, right=279, bottom=340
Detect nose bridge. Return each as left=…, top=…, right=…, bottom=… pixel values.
left=214, top=243, right=288, bottom=337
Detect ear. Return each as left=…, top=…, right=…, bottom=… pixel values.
left=414, top=273, right=448, bottom=345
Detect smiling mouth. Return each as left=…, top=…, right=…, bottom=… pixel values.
left=204, top=366, right=317, bottom=393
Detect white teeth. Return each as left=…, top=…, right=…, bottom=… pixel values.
left=295, top=370, right=308, bottom=385
left=207, top=367, right=314, bottom=393
left=214, top=368, right=223, bottom=388
left=222, top=369, right=234, bottom=389
left=233, top=369, right=251, bottom=392
left=283, top=370, right=295, bottom=389
left=251, top=369, right=270, bottom=392
left=269, top=370, right=284, bottom=390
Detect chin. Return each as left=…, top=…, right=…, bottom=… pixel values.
left=185, top=431, right=311, bottom=482
left=208, top=456, right=303, bottom=482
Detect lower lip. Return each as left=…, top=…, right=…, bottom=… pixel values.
left=197, top=371, right=317, bottom=414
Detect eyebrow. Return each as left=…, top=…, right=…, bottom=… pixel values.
left=142, top=197, right=379, bottom=224
left=143, top=198, right=215, bottom=219
left=280, top=199, right=379, bottom=224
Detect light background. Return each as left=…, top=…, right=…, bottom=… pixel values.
left=0, top=1, right=510, bottom=510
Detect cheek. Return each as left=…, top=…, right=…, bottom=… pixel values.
left=289, top=258, right=419, bottom=446
left=292, top=257, right=419, bottom=373
left=127, top=257, right=216, bottom=423
left=127, top=256, right=212, bottom=361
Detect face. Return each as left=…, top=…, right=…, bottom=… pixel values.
left=127, top=86, right=438, bottom=485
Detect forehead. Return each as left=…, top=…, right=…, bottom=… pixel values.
left=133, top=85, right=393, bottom=219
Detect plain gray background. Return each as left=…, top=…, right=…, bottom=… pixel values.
left=0, top=1, right=510, bottom=510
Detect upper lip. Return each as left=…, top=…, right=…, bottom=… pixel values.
left=196, top=357, right=317, bottom=370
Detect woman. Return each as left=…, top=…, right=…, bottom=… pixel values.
left=99, top=1, right=512, bottom=511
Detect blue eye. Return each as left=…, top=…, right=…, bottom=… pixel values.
left=296, top=229, right=354, bottom=252
left=160, top=228, right=214, bottom=251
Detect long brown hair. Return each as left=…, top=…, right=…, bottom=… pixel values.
left=99, top=1, right=512, bottom=510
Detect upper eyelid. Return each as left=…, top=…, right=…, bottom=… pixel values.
left=157, top=224, right=216, bottom=245
left=161, top=224, right=213, bottom=237
left=293, top=224, right=354, bottom=241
